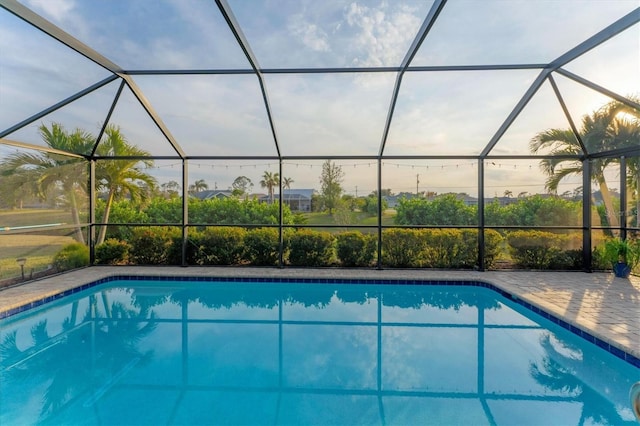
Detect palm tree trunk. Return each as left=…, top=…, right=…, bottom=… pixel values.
left=637, top=173, right=639, bottom=227
left=69, top=189, right=85, bottom=244
left=597, top=180, right=619, bottom=227
left=96, top=189, right=115, bottom=246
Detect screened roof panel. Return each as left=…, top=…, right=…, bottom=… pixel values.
left=490, top=80, right=578, bottom=156
left=4, top=80, right=120, bottom=155
left=0, top=8, right=112, bottom=132
left=385, top=70, right=540, bottom=156
left=227, top=0, right=433, bottom=68
left=552, top=75, right=637, bottom=156
left=16, top=0, right=250, bottom=70
left=98, top=85, right=180, bottom=157
left=563, top=23, right=640, bottom=97
left=412, top=0, right=639, bottom=66
left=131, top=75, right=278, bottom=156
left=265, top=73, right=396, bottom=156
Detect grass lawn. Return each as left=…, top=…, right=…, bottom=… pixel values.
left=0, top=234, right=75, bottom=280
left=0, top=208, right=73, bottom=228
left=299, top=210, right=396, bottom=233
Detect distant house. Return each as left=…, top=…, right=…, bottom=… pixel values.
left=190, top=190, right=233, bottom=200
left=260, top=189, right=315, bottom=212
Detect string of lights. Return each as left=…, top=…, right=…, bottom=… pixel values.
left=148, top=161, right=547, bottom=170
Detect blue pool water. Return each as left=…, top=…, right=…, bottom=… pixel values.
left=1, top=279, right=639, bottom=425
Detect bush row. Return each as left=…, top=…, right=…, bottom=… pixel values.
left=506, top=230, right=583, bottom=270
left=95, top=227, right=508, bottom=268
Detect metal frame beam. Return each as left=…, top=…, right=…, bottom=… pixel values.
left=554, top=69, right=640, bottom=112
left=0, top=76, right=118, bottom=139
left=378, top=0, right=448, bottom=157
left=215, top=0, right=282, bottom=158
left=0, top=138, right=86, bottom=159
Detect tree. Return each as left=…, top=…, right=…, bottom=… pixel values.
left=0, top=123, right=95, bottom=243
left=283, top=176, right=294, bottom=190
left=189, top=179, right=208, bottom=194
left=231, top=176, right=253, bottom=196
left=160, top=181, right=181, bottom=199
left=530, top=98, right=640, bottom=227
left=95, top=125, right=157, bottom=245
left=503, top=190, right=513, bottom=198
left=319, top=160, right=344, bottom=214
left=260, top=171, right=279, bottom=204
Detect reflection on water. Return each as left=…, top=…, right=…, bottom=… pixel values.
left=1, top=281, right=638, bottom=425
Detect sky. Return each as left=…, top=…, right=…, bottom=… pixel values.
left=0, top=0, right=638, bottom=197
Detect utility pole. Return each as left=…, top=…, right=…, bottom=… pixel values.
left=355, top=185, right=358, bottom=197
left=416, top=174, right=420, bottom=196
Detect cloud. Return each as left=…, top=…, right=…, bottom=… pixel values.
left=24, top=0, right=75, bottom=22
left=345, top=2, right=423, bottom=67
left=287, top=14, right=331, bottom=52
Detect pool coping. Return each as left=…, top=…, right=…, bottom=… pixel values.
left=1, top=266, right=639, bottom=368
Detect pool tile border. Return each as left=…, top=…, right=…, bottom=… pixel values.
left=2, top=274, right=639, bottom=369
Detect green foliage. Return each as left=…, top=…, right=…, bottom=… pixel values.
left=288, top=229, right=335, bottom=266
left=145, top=197, right=183, bottom=223
left=421, top=229, right=472, bottom=268
left=336, top=231, right=376, bottom=266
left=52, top=243, right=89, bottom=271
left=244, top=227, right=281, bottom=266
left=381, top=229, right=426, bottom=267
left=485, top=195, right=581, bottom=227
left=193, top=227, right=248, bottom=265
left=395, top=194, right=476, bottom=226
left=94, top=238, right=131, bottom=265
left=603, top=237, right=640, bottom=269
left=129, top=227, right=179, bottom=265
left=319, top=160, right=344, bottom=214
left=361, top=195, right=388, bottom=216
left=188, top=197, right=294, bottom=225
left=94, top=199, right=150, bottom=240
left=484, top=229, right=504, bottom=269
left=506, top=230, right=566, bottom=269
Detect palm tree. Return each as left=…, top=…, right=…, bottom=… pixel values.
left=0, top=123, right=95, bottom=243
left=283, top=176, right=294, bottom=190
left=530, top=99, right=640, bottom=228
left=260, top=171, right=279, bottom=204
left=95, top=125, right=157, bottom=245
left=609, top=107, right=640, bottom=227
left=189, top=179, right=208, bottom=194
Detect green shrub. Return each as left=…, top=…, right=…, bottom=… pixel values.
left=549, top=249, right=583, bottom=270
left=506, top=230, right=565, bottom=269
left=129, top=227, right=179, bottom=265
left=381, top=229, right=426, bottom=268
left=592, top=245, right=610, bottom=270
left=336, top=231, right=376, bottom=267
left=197, top=227, right=247, bottom=265
left=288, top=230, right=335, bottom=266
left=420, top=229, right=470, bottom=268
left=395, top=194, right=476, bottom=226
left=484, top=229, right=504, bottom=269
left=166, top=230, right=204, bottom=265
left=245, top=227, right=281, bottom=266
left=53, top=243, right=89, bottom=271
left=95, top=238, right=131, bottom=265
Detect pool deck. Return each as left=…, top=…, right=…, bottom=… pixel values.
left=1, top=267, right=639, bottom=361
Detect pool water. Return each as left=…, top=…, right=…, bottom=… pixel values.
left=1, top=280, right=638, bottom=425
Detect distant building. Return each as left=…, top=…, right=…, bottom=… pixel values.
left=260, top=189, right=315, bottom=212
left=190, top=190, right=233, bottom=200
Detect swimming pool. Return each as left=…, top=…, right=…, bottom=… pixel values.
left=1, top=278, right=639, bottom=425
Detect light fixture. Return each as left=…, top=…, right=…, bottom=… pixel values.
left=16, top=257, right=26, bottom=280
